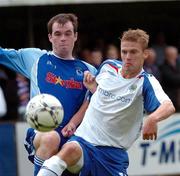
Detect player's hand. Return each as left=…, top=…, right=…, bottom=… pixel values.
left=83, top=71, right=97, bottom=93
left=61, top=122, right=76, bottom=137
left=142, top=117, right=157, bottom=140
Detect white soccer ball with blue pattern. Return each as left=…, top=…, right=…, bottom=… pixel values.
left=25, top=94, right=64, bottom=132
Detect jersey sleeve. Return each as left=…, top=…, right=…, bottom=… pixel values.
left=96, top=59, right=122, bottom=82
left=82, top=61, right=97, bottom=76
left=0, top=48, right=46, bottom=79
left=143, top=74, right=170, bottom=113
left=82, top=61, right=97, bottom=101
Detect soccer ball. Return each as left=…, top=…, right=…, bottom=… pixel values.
left=25, top=94, right=64, bottom=132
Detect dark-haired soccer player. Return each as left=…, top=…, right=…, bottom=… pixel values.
left=0, top=13, right=96, bottom=176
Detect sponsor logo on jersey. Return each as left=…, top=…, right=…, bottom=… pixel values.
left=98, top=87, right=131, bottom=103
left=46, top=72, right=83, bottom=89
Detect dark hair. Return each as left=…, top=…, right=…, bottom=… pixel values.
left=47, top=13, right=78, bottom=34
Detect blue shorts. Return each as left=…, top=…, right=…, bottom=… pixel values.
left=24, top=127, right=69, bottom=164
left=69, top=136, right=129, bottom=176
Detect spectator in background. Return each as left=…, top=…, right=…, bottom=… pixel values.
left=4, top=73, right=19, bottom=121
left=144, top=48, right=161, bottom=81
left=0, top=67, right=7, bottom=119
left=90, top=48, right=103, bottom=68
left=84, top=48, right=103, bottom=68
left=0, top=86, right=7, bottom=118
left=0, top=66, right=19, bottom=121
left=105, top=44, right=120, bottom=60
left=0, top=67, right=8, bottom=89
left=152, top=32, right=167, bottom=66
left=160, top=46, right=180, bottom=111
left=80, top=48, right=91, bottom=62
left=16, top=73, right=30, bottom=120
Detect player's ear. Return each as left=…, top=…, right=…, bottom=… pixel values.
left=74, top=32, right=78, bottom=42
left=143, top=49, right=149, bottom=60
left=48, top=33, right=52, bottom=43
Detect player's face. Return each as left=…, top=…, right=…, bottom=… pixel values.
left=48, top=21, right=77, bottom=59
left=121, top=41, right=147, bottom=77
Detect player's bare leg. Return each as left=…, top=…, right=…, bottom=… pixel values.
left=34, top=131, right=60, bottom=175
left=37, top=141, right=83, bottom=176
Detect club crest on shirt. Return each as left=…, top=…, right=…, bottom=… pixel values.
left=75, top=67, right=83, bottom=76
left=129, top=84, right=137, bottom=92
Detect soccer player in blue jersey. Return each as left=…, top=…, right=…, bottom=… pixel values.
left=0, top=13, right=96, bottom=176
left=37, top=29, right=175, bottom=176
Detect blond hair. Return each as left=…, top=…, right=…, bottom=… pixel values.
left=121, top=29, right=149, bottom=50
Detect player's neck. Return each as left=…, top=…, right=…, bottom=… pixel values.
left=53, top=51, right=74, bottom=60
left=121, top=69, right=141, bottom=79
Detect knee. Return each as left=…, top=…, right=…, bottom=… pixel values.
left=39, top=131, right=60, bottom=153
left=61, top=142, right=82, bottom=158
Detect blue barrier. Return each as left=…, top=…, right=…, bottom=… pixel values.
left=0, top=123, right=17, bottom=176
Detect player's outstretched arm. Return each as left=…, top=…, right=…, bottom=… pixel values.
left=142, top=100, right=175, bottom=140
left=61, top=100, right=89, bottom=137
left=62, top=71, right=97, bottom=137
left=83, top=71, right=97, bottom=93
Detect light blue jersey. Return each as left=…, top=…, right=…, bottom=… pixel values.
left=0, top=48, right=97, bottom=164
left=0, top=48, right=96, bottom=127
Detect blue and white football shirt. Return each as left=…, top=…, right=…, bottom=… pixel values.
left=75, top=59, right=170, bottom=149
